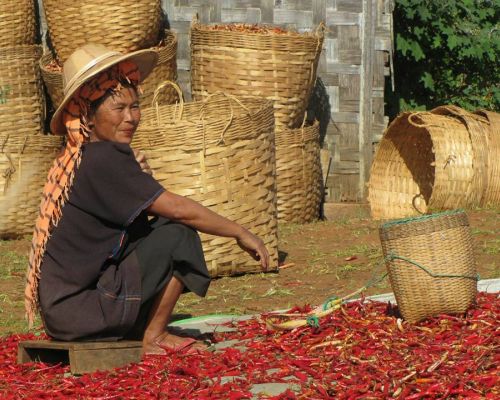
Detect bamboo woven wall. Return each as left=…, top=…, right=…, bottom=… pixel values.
left=161, top=0, right=393, bottom=202
left=37, top=0, right=393, bottom=202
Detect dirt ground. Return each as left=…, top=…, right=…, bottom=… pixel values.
left=0, top=204, right=498, bottom=336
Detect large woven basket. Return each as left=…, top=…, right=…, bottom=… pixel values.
left=368, top=111, right=480, bottom=220
left=40, top=30, right=178, bottom=111
left=133, top=82, right=278, bottom=277
left=0, top=134, right=64, bottom=237
left=0, top=0, right=36, bottom=47
left=276, top=121, right=322, bottom=223
left=474, top=110, right=500, bottom=206
left=190, top=20, right=324, bottom=130
left=0, top=45, right=44, bottom=137
left=42, top=0, right=162, bottom=62
left=431, top=105, right=491, bottom=207
left=379, top=210, right=478, bottom=323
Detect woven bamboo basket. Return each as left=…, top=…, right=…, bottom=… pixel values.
left=40, top=30, right=178, bottom=111
left=133, top=82, right=278, bottom=277
left=474, top=110, right=500, bottom=206
left=0, top=0, right=36, bottom=47
left=431, top=105, right=491, bottom=207
left=275, top=121, right=322, bottom=223
left=42, top=0, right=162, bottom=62
left=0, top=45, right=44, bottom=137
left=0, top=134, right=64, bottom=237
left=368, top=111, right=478, bottom=220
left=190, top=20, right=324, bottom=130
left=379, top=210, right=478, bottom=323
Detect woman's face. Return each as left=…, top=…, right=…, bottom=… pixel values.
left=89, top=86, right=141, bottom=144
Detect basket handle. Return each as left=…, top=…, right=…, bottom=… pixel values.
left=152, top=80, right=184, bottom=126
left=198, top=91, right=250, bottom=146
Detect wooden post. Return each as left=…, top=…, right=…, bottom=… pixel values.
left=358, top=0, right=376, bottom=200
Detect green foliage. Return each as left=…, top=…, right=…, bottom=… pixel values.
left=387, top=0, right=500, bottom=118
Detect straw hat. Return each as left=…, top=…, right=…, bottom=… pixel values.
left=50, top=43, right=158, bottom=135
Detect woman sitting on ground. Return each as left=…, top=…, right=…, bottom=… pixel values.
left=25, top=44, right=270, bottom=355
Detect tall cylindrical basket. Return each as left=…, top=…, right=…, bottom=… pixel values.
left=133, top=82, right=278, bottom=277
left=379, top=210, right=478, bottom=322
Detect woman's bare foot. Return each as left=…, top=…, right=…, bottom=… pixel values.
left=143, top=331, right=209, bottom=355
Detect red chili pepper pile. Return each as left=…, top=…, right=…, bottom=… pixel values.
left=0, top=292, right=498, bottom=399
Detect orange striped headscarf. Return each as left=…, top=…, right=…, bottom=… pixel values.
left=25, top=61, right=140, bottom=327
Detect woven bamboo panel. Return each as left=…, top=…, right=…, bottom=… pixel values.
left=474, top=110, right=500, bottom=206
left=431, top=105, right=490, bottom=207
left=368, top=112, right=476, bottom=220
left=40, top=30, right=178, bottom=111
left=0, top=134, right=64, bottom=237
left=0, top=0, right=36, bottom=47
left=190, top=20, right=324, bottom=130
left=0, top=45, right=44, bottom=137
left=380, top=210, right=477, bottom=322
left=42, top=0, right=162, bottom=62
left=133, top=85, right=278, bottom=277
left=275, top=121, right=322, bottom=223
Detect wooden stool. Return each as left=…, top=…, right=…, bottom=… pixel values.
left=18, top=340, right=142, bottom=374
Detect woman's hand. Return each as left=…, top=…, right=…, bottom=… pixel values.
left=133, top=149, right=152, bottom=175
left=236, top=229, right=270, bottom=271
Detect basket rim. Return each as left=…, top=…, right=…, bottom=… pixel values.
left=381, top=209, right=466, bottom=229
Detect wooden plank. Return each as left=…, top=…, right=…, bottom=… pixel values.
left=273, top=9, right=314, bottom=27
left=18, top=340, right=142, bottom=375
left=326, top=10, right=360, bottom=26
left=326, top=63, right=361, bottom=74
left=336, top=0, right=363, bottom=13
left=313, top=0, right=327, bottom=25
left=319, top=73, right=339, bottom=86
left=260, top=0, right=274, bottom=23
left=221, top=8, right=262, bottom=23
left=331, top=111, right=359, bottom=124
left=357, top=0, right=376, bottom=200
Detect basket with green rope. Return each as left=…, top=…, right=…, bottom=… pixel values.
left=379, top=209, right=478, bottom=323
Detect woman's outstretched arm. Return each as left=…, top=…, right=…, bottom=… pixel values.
left=147, top=190, right=270, bottom=270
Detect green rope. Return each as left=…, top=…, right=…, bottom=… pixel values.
left=381, top=209, right=465, bottom=229
left=306, top=315, right=320, bottom=328
left=322, top=296, right=339, bottom=311
left=387, top=253, right=479, bottom=280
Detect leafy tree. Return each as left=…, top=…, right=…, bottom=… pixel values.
left=386, top=0, right=499, bottom=118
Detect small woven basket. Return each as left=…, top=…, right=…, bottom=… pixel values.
left=0, top=45, right=44, bottom=137
left=40, top=30, right=178, bottom=110
left=275, top=121, right=322, bottom=223
left=133, top=82, right=278, bottom=277
left=0, top=134, right=64, bottom=237
left=473, top=110, right=500, bottom=206
left=190, top=19, right=324, bottom=130
left=42, top=0, right=162, bottom=62
left=368, top=111, right=480, bottom=220
left=379, top=210, right=478, bottom=323
left=0, top=0, right=36, bottom=47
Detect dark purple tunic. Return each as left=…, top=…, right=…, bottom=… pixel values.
left=38, top=141, right=210, bottom=341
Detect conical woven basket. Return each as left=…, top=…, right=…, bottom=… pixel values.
left=368, top=111, right=481, bottom=220
left=132, top=82, right=278, bottom=277
left=42, top=0, right=162, bottom=62
left=276, top=121, right=322, bottom=223
left=473, top=110, right=500, bottom=206
left=0, top=134, right=64, bottom=237
left=379, top=210, right=478, bottom=323
left=190, top=20, right=324, bottom=130
left=40, top=30, right=178, bottom=110
left=0, top=0, right=36, bottom=47
left=0, top=45, right=44, bottom=137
